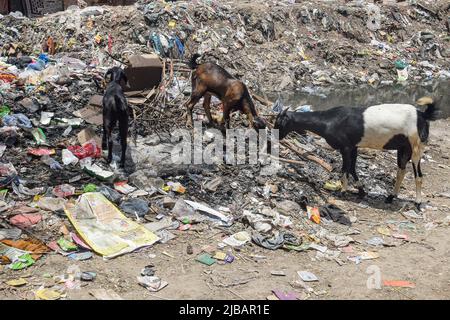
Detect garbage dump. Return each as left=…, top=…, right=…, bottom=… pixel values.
left=0, top=0, right=450, bottom=302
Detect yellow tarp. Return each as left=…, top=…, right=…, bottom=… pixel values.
left=65, top=192, right=159, bottom=259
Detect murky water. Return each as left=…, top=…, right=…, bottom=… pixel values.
left=269, top=80, right=450, bottom=119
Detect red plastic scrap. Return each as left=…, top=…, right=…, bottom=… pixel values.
left=9, top=214, right=42, bottom=228
left=27, top=148, right=55, bottom=156
left=383, top=280, right=416, bottom=288
left=67, top=140, right=101, bottom=159
left=52, top=184, right=75, bottom=198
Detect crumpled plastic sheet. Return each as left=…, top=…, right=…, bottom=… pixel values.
left=251, top=231, right=301, bottom=250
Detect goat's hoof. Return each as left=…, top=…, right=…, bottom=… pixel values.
left=339, top=191, right=348, bottom=198
left=357, top=189, right=367, bottom=199
left=385, top=195, right=396, bottom=204
left=415, top=202, right=423, bottom=211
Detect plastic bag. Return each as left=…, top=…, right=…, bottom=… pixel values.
left=41, top=155, right=63, bottom=170
left=68, top=139, right=101, bottom=159
left=2, top=114, right=32, bottom=129
left=62, top=149, right=79, bottom=165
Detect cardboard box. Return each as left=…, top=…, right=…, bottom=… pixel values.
left=124, top=54, right=163, bottom=92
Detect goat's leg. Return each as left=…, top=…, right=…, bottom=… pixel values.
left=349, top=147, right=366, bottom=197
left=119, top=117, right=128, bottom=168
left=185, top=80, right=206, bottom=128
left=102, top=127, right=107, bottom=150
left=242, top=104, right=255, bottom=129
left=102, top=115, right=109, bottom=150
left=411, top=144, right=424, bottom=207
left=386, top=146, right=411, bottom=204
left=106, top=123, right=115, bottom=164
left=185, top=95, right=202, bottom=128
left=340, top=149, right=351, bottom=194
left=202, top=93, right=215, bottom=126
left=223, top=105, right=232, bottom=131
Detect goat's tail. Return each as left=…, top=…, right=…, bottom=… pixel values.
left=188, top=53, right=201, bottom=69
left=416, top=96, right=440, bottom=121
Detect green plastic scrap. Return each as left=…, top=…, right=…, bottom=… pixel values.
left=83, top=184, right=97, bottom=193
left=57, top=238, right=78, bottom=252
left=0, top=105, right=11, bottom=118
left=9, top=253, right=35, bottom=270
left=181, top=217, right=191, bottom=224
left=31, top=128, right=47, bottom=145
left=196, top=253, right=216, bottom=266
left=283, top=243, right=310, bottom=252
left=394, top=60, right=408, bottom=70
left=0, top=189, right=8, bottom=200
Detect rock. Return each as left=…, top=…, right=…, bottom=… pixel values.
left=163, top=196, right=176, bottom=209
left=204, top=177, right=223, bottom=192
left=275, top=200, right=301, bottom=216
left=19, top=98, right=39, bottom=113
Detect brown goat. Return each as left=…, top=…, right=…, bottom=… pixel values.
left=185, top=54, right=266, bottom=130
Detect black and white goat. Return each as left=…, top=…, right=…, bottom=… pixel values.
left=274, top=97, right=439, bottom=206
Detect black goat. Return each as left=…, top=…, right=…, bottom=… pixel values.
left=274, top=97, right=439, bottom=206
left=102, top=67, right=129, bottom=168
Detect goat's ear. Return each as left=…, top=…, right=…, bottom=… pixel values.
left=104, top=69, right=113, bottom=82
left=122, top=72, right=129, bottom=87
left=281, top=107, right=289, bottom=116
left=253, top=117, right=266, bottom=130
left=416, top=96, right=433, bottom=106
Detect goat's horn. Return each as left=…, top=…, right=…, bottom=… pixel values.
left=416, top=96, right=433, bottom=106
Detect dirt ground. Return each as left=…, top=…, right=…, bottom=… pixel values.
left=1, top=119, right=449, bottom=300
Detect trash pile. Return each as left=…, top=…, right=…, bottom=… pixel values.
left=140, top=0, right=450, bottom=93
left=0, top=0, right=449, bottom=300
left=1, top=0, right=450, bottom=95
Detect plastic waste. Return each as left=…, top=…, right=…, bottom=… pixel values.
left=295, top=105, right=312, bottom=112
left=27, top=148, right=55, bottom=156
left=120, top=198, right=149, bottom=218
left=83, top=184, right=97, bottom=193
left=252, top=232, right=300, bottom=250
left=0, top=105, right=10, bottom=117
left=97, top=185, right=122, bottom=203
left=83, top=163, right=114, bottom=181
left=31, top=128, right=47, bottom=145
left=61, top=149, right=79, bottom=165
left=41, top=155, right=63, bottom=170
left=68, top=139, right=101, bottom=159
left=52, top=184, right=75, bottom=198
left=306, top=206, right=321, bottom=224
left=40, top=112, right=54, bottom=125
left=319, top=204, right=351, bottom=226
left=2, top=114, right=32, bottom=129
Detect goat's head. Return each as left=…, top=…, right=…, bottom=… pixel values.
left=273, top=107, right=291, bottom=140
left=105, top=67, right=129, bottom=87
left=252, top=116, right=267, bottom=130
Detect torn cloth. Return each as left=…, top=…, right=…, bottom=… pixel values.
left=319, top=204, right=351, bottom=226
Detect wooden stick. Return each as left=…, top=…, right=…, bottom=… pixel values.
left=227, top=288, right=245, bottom=300
left=104, top=50, right=130, bottom=67
left=251, top=91, right=273, bottom=107
left=282, top=140, right=332, bottom=172
left=270, top=155, right=304, bottom=166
